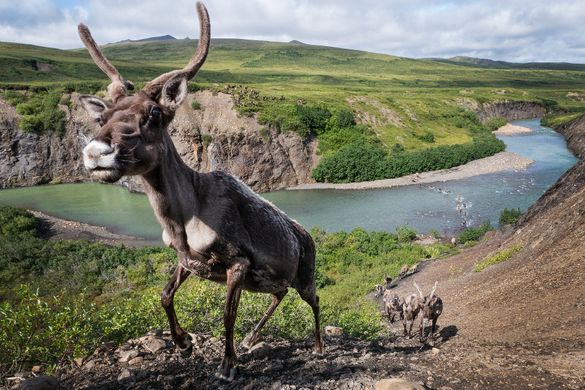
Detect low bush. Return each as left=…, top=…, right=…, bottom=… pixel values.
left=485, top=117, right=508, bottom=131
left=499, top=208, right=522, bottom=225
left=395, top=225, right=417, bottom=243
left=16, top=89, right=66, bottom=134
left=313, top=136, right=505, bottom=183
left=458, top=222, right=493, bottom=244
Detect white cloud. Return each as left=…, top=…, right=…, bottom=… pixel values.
left=0, top=0, right=584, bottom=62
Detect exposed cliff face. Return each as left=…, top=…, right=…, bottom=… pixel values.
left=0, top=98, right=90, bottom=188
left=168, top=91, right=317, bottom=193
left=476, top=101, right=546, bottom=122
left=0, top=91, right=317, bottom=193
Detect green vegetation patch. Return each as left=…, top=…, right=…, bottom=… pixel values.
left=474, top=244, right=523, bottom=272
left=457, top=221, right=493, bottom=245
left=2, top=89, right=67, bottom=134
left=0, top=207, right=456, bottom=375
left=499, top=208, right=522, bottom=225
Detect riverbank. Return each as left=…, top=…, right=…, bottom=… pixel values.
left=288, top=151, right=534, bottom=191
left=29, top=210, right=155, bottom=248
left=493, top=123, right=533, bottom=135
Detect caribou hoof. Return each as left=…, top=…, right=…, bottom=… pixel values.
left=177, top=335, right=193, bottom=357
left=241, top=333, right=259, bottom=350
left=215, top=362, right=237, bottom=381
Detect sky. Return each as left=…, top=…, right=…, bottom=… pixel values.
left=1, top=0, right=585, bottom=63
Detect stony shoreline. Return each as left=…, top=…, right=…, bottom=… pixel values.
left=493, top=123, right=533, bottom=135
left=29, top=210, right=156, bottom=247
left=288, top=151, right=534, bottom=191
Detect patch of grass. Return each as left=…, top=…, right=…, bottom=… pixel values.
left=191, top=100, right=201, bottom=110
left=474, top=244, right=523, bottom=272
left=201, top=133, right=213, bottom=147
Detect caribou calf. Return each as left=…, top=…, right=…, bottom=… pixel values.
left=383, top=291, right=403, bottom=323
left=402, top=292, right=421, bottom=338
left=415, top=281, right=443, bottom=342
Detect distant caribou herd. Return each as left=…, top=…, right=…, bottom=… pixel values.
left=375, top=273, right=443, bottom=343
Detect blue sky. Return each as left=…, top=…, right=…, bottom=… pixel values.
left=1, top=0, right=585, bottom=63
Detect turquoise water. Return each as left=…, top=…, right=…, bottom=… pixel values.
left=0, top=119, right=577, bottom=241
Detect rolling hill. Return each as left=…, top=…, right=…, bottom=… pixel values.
left=2, top=38, right=585, bottom=155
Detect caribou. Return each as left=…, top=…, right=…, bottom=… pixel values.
left=77, top=2, right=322, bottom=380
left=414, top=281, right=443, bottom=342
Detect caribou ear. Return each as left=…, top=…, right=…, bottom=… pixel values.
left=159, top=76, right=188, bottom=111
left=79, top=95, right=110, bottom=121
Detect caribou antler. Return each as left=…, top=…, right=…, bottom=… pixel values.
left=78, top=23, right=134, bottom=102
left=429, top=281, right=438, bottom=299
left=413, top=282, right=424, bottom=299
left=142, top=2, right=210, bottom=99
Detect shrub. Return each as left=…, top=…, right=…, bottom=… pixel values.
left=326, top=108, right=355, bottom=130
left=0, top=207, right=37, bottom=238
left=312, top=133, right=505, bottom=183
left=485, top=117, right=507, bottom=132
left=258, top=103, right=332, bottom=138
left=474, top=244, right=523, bottom=272
left=201, top=133, right=213, bottom=147
left=499, top=208, right=522, bottom=225
left=391, top=143, right=405, bottom=153
left=416, top=131, right=435, bottom=143
left=311, top=140, right=388, bottom=183
left=458, top=222, right=493, bottom=244
left=395, top=225, right=417, bottom=243
left=1, top=90, right=28, bottom=106
left=16, top=89, right=66, bottom=134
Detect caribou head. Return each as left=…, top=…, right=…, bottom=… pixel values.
left=79, top=2, right=210, bottom=183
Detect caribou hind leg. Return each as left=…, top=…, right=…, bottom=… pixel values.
left=218, top=260, right=248, bottom=381
left=161, top=265, right=192, bottom=355
left=241, top=290, right=288, bottom=349
left=298, top=288, right=323, bottom=354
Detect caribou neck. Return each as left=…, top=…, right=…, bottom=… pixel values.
left=140, top=131, right=199, bottom=225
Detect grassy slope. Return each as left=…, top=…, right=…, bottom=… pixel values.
left=2, top=39, right=585, bottom=150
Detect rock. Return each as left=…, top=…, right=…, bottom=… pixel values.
left=17, top=375, right=63, bottom=390
left=248, top=342, right=270, bottom=358
left=117, top=369, right=135, bottom=385
left=84, top=360, right=95, bottom=370
left=431, top=347, right=441, bottom=355
left=73, top=357, right=84, bottom=367
left=375, top=378, right=425, bottom=390
left=143, top=337, right=167, bottom=353
left=148, top=328, right=163, bottom=337
left=324, top=325, right=344, bottom=336
left=128, top=356, right=144, bottom=366
left=31, top=365, right=43, bottom=374
left=119, top=349, right=139, bottom=362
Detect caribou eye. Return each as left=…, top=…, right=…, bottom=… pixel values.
left=149, top=106, right=162, bottom=121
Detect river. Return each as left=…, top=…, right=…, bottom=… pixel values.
left=0, top=119, right=577, bottom=242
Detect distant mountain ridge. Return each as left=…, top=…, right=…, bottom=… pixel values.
left=110, top=35, right=177, bottom=45
left=428, top=55, right=585, bottom=71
